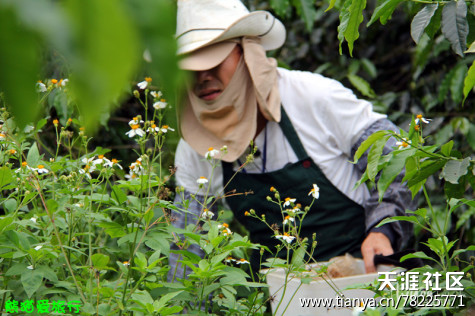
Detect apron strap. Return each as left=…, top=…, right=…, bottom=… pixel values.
left=279, top=107, right=308, bottom=161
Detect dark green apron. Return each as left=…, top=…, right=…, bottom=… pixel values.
left=222, top=108, right=366, bottom=264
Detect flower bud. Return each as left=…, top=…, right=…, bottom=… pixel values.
left=133, top=90, right=140, bottom=98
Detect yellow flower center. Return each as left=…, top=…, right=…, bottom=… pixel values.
left=160, top=98, right=166, bottom=102
left=80, top=127, right=85, bottom=131
left=37, top=165, right=44, bottom=169
left=131, top=124, right=140, bottom=130
left=98, top=155, right=104, bottom=159
left=199, top=176, right=206, bottom=180
left=417, top=114, right=423, bottom=119
left=51, top=79, right=58, bottom=84
left=244, top=211, right=250, bottom=216
left=22, top=161, right=28, bottom=167
left=145, top=77, right=152, bottom=83
left=283, top=232, right=290, bottom=237
left=270, top=186, right=276, bottom=192
left=239, top=259, right=246, bottom=262
left=53, top=119, right=59, bottom=125
left=68, top=118, right=72, bottom=123
left=0, top=133, right=5, bottom=138
left=223, top=223, right=229, bottom=228
left=402, top=142, right=409, bottom=148
left=208, top=147, right=214, bottom=151
left=151, top=124, right=157, bottom=128
left=284, top=216, right=290, bottom=220
left=162, top=125, right=168, bottom=129
left=136, top=160, right=141, bottom=165
left=9, top=149, right=16, bottom=154
left=112, top=159, right=118, bottom=163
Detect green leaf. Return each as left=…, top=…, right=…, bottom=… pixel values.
left=450, top=63, right=467, bottom=104
left=401, top=251, right=438, bottom=264
left=466, top=41, right=475, bottom=53
left=440, top=140, right=454, bottom=157
left=326, top=0, right=338, bottom=12
left=377, top=216, right=420, bottom=227
left=155, top=291, right=184, bottom=313
left=377, top=149, right=417, bottom=201
left=345, top=0, right=367, bottom=56
left=440, top=158, right=470, bottom=184
left=410, top=4, right=439, bottom=44
left=0, top=4, right=41, bottom=129
left=92, top=253, right=110, bottom=270
left=352, top=130, right=388, bottom=163
left=347, top=74, right=376, bottom=98
left=406, top=160, right=447, bottom=187
left=367, top=136, right=390, bottom=181
left=65, top=0, right=139, bottom=132
left=441, top=0, right=468, bottom=57
left=21, top=269, right=44, bottom=298
left=0, top=216, right=14, bottom=233
left=463, top=60, right=475, bottom=104
left=97, top=221, right=126, bottom=238
left=367, top=0, right=403, bottom=26
left=338, top=0, right=352, bottom=54
left=0, top=166, right=14, bottom=189
left=26, top=142, right=40, bottom=167
left=3, top=199, right=17, bottom=213
left=111, top=185, right=127, bottom=205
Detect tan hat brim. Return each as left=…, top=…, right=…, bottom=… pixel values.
left=179, top=42, right=237, bottom=71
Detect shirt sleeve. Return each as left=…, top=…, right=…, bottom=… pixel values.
left=351, top=118, right=416, bottom=250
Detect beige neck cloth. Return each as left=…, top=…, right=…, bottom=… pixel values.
left=181, top=36, right=281, bottom=162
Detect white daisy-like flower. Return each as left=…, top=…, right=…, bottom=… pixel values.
left=224, top=256, right=235, bottom=263
left=283, top=215, right=295, bottom=225
left=308, top=183, right=320, bottom=199
left=201, top=209, right=214, bottom=220
left=205, top=147, right=220, bottom=159
left=126, top=124, right=146, bottom=138
left=414, top=114, right=431, bottom=125
left=283, top=197, right=296, bottom=207
left=27, top=265, right=34, bottom=270
left=93, top=155, right=111, bottom=166
left=129, top=158, right=144, bottom=173
left=137, top=77, right=152, bottom=90
left=15, top=161, right=32, bottom=173
left=196, top=176, right=208, bottom=184
left=276, top=233, right=295, bottom=244
left=0, top=133, right=6, bottom=140
left=125, top=173, right=138, bottom=180
left=148, top=123, right=160, bottom=133
left=395, top=138, right=411, bottom=150
left=150, top=91, right=163, bottom=99
left=218, top=223, right=232, bottom=237
left=59, top=78, right=69, bottom=87
left=153, top=99, right=168, bottom=110
left=30, top=217, right=38, bottom=223
left=236, top=258, right=250, bottom=265
left=34, top=245, right=43, bottom=251
left=160, top=125, right=174, bottom=133
left=81, top=157, right=95, bottom=165
left=122, top=261, right=130, bottom=266
left=35, top=165, right=49, bottom=174
left=107, top=158, right=123, bottom=169
left=128, top=116, right=144, bottom=126
left=36, top=82, right=47, bottom=92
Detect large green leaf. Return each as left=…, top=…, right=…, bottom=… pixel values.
left=338, top=0, right=352, bottom=54
left=377, top=148, right=417, bottom=201
left=440, top=158, right=470, bottom=184
left=21, top=269, right=44, bottom=298
left=352, top=130, right=388, bottom=163
left=345, top=0, right=367, bottom=56
left=65, top=0, right=139, bottom=132
left=367, top=136, right=390, bottom=181
left=410, top=4, right=439, bottom=44
left=441, top=0, right=468, bottom=57
left=0, top=4, right=41, bottom=128
left=367, top=0, right=404, bottom=26
left=463, top=60, right=475, bottom=104
left=0, top=166, right=14, bottom=189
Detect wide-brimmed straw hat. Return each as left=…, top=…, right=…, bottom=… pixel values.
left=176, top=0, right=286, bottom=68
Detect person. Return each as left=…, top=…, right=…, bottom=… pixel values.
left=168, top=0, right=414, bottom=280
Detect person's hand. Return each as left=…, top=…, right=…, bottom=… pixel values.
left=361, top=232, right=393, bottom=273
